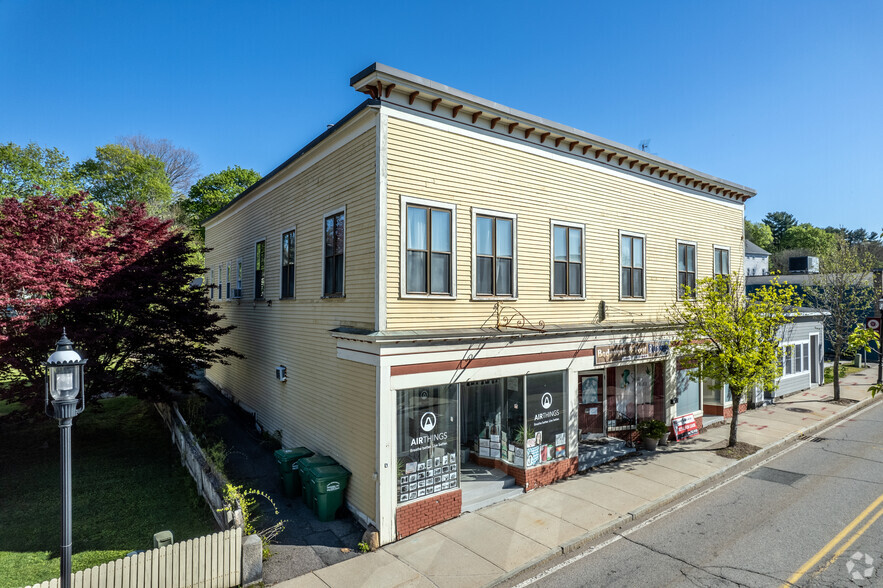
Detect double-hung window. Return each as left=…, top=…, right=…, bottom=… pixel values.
left=323, top=210, right=345, bottom=297
left=208, top=269, right=214, bottom=299
left=281, top=230, right=295, bottom=298
left=475, top=211, right=515, bottom=297
left=620, top=233, right=645, bottom=299
left=226, top=263, right=231, bottom=299
left=254, top=240, right=265, bottom=299
left=714, top=247, right=730, bottom=277
left=405, top=202, right=453, bottom=295
left=552, top=222, right=583, bottom=297
left=677, top=242, right=696, bottom=298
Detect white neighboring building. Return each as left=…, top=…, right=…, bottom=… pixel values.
left=745, top=240, right=770, bottom=276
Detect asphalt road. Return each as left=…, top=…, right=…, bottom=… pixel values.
left=506, top=400, right=883, bottom=588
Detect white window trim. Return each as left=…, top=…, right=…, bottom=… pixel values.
left=676, top=239, right=698, bottom=301
left=208, top=268, right=214, bottom=300
left=279, top=226, right=297, bottom=299
left=780, top=339, right=811, bottom=378
left=549, top=219, right=586, bottom=300
left=399, top=195, right=457, bottom=300
left=713, top=244, right=731, bottom=276
left=219, top=263, right=224, bottom=300
left=253, top=237, right=267, bottom=299
left=471, top=207, right=518, bottom=301
left=618, top=230, right=646, bottom=302
left=322, top=206, right=346, bottom=298
left=675, top=364, right=704, bottom=417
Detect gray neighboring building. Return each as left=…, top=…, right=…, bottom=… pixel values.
left=745, top=240, right=770, bottom=276
left=771, top=308, right=827, bottom=399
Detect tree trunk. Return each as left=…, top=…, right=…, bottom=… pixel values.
left=728, top=390, right=741, bottom=447
left=832, top=349, right=841, bottom=401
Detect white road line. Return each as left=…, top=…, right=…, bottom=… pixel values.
left=511, top=402, right=879, bottom=587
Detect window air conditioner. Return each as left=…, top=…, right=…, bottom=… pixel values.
left=275, top=365, right=287, bottom=382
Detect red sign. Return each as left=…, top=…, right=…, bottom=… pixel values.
left=671, top=414, right=700, bottom=442
left=865, top=317, right=881, bottom=331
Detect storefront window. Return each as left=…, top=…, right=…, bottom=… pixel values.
left=676, top=367, right=701, bottom=415
left=703, top=378, right=731, bottom=405
left=396, top=385, right=459, bottom=504
left=610, top=363, right=655, bottom=429
left=525, top=371, right=567, bottom=466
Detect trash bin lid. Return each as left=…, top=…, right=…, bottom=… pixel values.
left=275, top=447, right=313, bottom=464
left=313, top=465, right=351, bottom=493
left=298, top=455, right=337, bottom=473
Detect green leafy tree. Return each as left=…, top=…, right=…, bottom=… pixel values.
left=763, top=211, right=797, bottom=251
left=180, top=166, right=262, bottom=237
left=779, top=223, right=837, bottom=255
left=805, top=238, right=878, bottom=400
left=0, top=142, right=82, bottom=200
left=74, top=144, right=174, bottom=217
left=745, top=220, right=773, bottom=250
left=669, top=274, right=801, bottom=447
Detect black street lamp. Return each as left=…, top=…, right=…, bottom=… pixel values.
left=44, top=329, right=86, bottom=588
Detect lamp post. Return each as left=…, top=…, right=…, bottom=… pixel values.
left=44, top=329, right=86, bottom=588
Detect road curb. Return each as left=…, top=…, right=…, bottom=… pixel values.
left=485, top=392, right=883, bottom=587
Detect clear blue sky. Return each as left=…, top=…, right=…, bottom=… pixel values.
left=1, top=0, right=880, bottom=230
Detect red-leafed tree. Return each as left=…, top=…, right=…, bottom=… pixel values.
left=0, top=192, right=241, bottom=410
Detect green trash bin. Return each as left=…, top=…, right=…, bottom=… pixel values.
left=274, top=447, right=313, bottom=497
left=297, top=455, right=337, bottom=507
left=311, top=465, right=351, bottom=522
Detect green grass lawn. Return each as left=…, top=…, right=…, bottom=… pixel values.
left=0, top=396, right=217, bottom=588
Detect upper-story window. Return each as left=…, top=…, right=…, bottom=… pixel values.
left=405, top=201, right=453, bottom=296
left=254, top=240, right=265, bottom=299
left=281, top=229, right=295, bottom=298
left=620, top=232, right=645, bottom=300
left=552, top=222, right=583, bottom=298
left=474, top=211, right=515, bottom=297
left=677, top=242, right=696, bottom=298
left=714, top=246, right=730, bottom=277
left=323, top=209, right=345, bottom=297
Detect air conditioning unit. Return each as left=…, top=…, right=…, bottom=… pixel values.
left=275, top=365, right=287, bottom=382
left=233, top=289, right=243, bottom=298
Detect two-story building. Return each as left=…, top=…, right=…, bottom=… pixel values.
left=203, top=63, right=754, bottom=545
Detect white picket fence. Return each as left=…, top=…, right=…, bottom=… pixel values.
left=24, top=527, right=242, bottom=588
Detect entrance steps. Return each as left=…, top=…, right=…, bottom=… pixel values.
left=578, top=437, right=635, bottom=472
left=460, top=464, right=523, bottom=512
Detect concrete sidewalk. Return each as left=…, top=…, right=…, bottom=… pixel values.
left=278, top=368, right=882, bottom=588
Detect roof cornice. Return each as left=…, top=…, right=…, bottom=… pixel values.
left=351, top=63, right=756, bottom=202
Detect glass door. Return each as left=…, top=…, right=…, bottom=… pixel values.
left=578, top=373, right=604, bottom=435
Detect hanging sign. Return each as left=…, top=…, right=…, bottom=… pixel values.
left=865, top=317, right=881, bottom=331
left=671, top=414, right=699, bottom=442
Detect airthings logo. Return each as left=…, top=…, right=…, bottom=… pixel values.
left=541, top=392, right=553, bottom=410
left=846, top=551, right=875, bottom=580
left=420, top=411, right=437, bottom=432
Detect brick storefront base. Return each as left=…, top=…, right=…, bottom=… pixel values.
left=703, top=403, right=748, bottom=417
left=473, top=454, right=579, bottom=490
left=396, top=489, right=461, bottom=540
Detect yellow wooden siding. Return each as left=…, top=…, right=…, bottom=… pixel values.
left=204, top=125, right=378, bottom=520
left=385, top=116, right=744, bottom=330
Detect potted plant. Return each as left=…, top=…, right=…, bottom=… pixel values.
left=637, top=419, right=668, bottom=451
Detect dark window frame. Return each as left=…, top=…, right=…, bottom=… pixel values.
left=620, top=233, right=645, bottom=300
left=323, top=210, right=345, bottom=297
left=281, top=229, right=296, bottom=299
left=474, top=212, right=515, bottom=298
left=405, top=203, right=453, bottom=296
left=714, top=246, right=730, bottom=277
left=552, top=223, right=584, bottom=298
left=677, top=241, right=697, bottom=299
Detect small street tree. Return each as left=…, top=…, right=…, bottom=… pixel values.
left=0, top=192, right=241, bottom=410
left=669, top=274, right=801, bottom=447
left=805, top=237, right=878, bottom=400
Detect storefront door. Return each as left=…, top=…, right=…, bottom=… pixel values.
left=578, top=373, right=605, bottom=436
